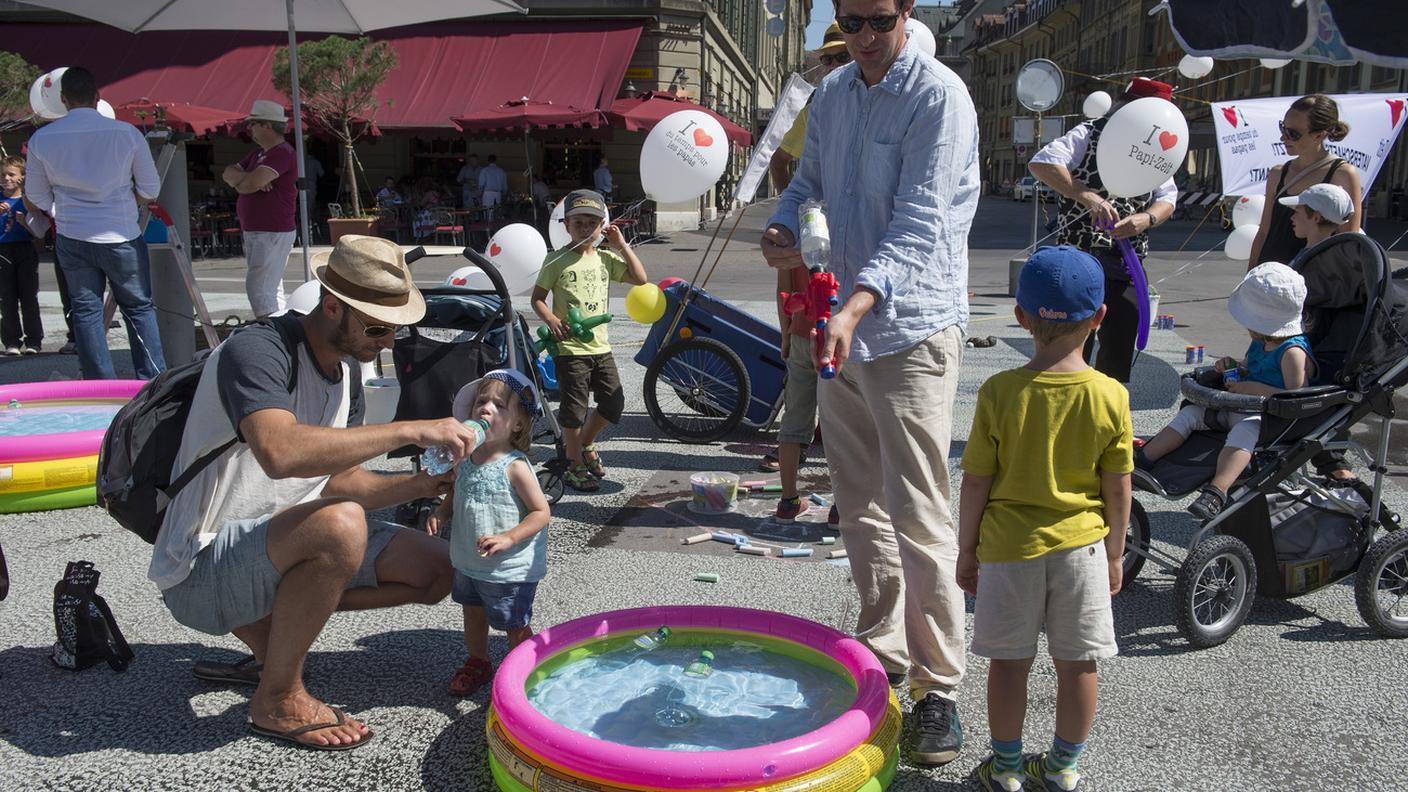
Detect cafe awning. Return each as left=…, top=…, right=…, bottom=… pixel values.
left=607, top=91, right=753, bottom=147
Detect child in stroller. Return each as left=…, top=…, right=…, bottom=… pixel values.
left=1138, top=262, right=1313, bottom=521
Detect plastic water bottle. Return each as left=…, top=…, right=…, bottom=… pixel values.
left=420, top=418, right=490, bottom=476
left=798, top=199, right=830, bottom=270
left=633, top=626, right=672, bottom=651
left=683, top=649, right=715, bottom=678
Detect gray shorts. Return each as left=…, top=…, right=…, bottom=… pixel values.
left=162, top=516, right=401, bottom=636
left=971, top=541, right=1118, bottom=662
left=777, top=339, right=819, bottom=445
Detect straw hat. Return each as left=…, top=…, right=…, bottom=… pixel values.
left=245, top=99, right=288, bottom=124
left=818, top=22, right=847, bottom=55
left=310, top=235, right=425, bottom=326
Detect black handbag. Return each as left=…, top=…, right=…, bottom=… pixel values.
left=51, top=561, right=134, bottom=672
left=0, top=543, right=8, bottom=601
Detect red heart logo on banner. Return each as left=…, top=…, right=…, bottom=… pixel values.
left=1221, top=107, right=1238, bottom=127
left=1158, top=131, right=1179, bottom=151
left=693, top=128, right=714, bottom=147
left=1388, top=98, right=1406, bottom=129
left=451, top=277, right=466, bottom=285
left=489, top=243, right=502, bottom=257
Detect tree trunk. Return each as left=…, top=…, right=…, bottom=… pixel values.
left=343, top=143, right=360, bottom=217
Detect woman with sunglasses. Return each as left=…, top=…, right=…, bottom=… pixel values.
left=1247, top=94, right=1362, bottom=270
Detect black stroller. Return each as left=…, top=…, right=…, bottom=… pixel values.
left=1125, top=232, right=1408, bottom=648
left=389, top=248, right=568, bottom=506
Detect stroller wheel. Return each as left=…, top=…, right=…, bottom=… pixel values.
left=537, top=468, right=566, bottom=506
left=1354, top=528, right=1408, bottom=638
left=1122, top=499, right=1150, bottom=587
left=1174, top=535, right=1257, bottom=648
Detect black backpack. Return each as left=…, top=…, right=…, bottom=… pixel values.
left=97, top=319, right=301, bottom=544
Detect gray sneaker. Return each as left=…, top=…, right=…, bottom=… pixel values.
left=1022, top=752, right=1084, bottom=792
left=908, top=693, right=962, bottom=766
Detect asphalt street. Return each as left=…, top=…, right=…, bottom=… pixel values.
left=2, top=197, right=1406, bottom=791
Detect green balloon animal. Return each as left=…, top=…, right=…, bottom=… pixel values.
left=536, top=307, right=613, bottom=358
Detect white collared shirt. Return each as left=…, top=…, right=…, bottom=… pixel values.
left=25, top=108, right=162, bottom=244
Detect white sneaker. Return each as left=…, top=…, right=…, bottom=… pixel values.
left=3, top=347, right=19, bottom=356
left=20, top=346, right=38, bottom=356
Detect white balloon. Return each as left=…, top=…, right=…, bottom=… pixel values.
left=1177, top=55, right=1214, bottom=80
left=96, top=99, right=115, bottom=120
left=1225, top=224, right=1259, bottom=260
left=1260, top=58, right=1291, bottom=70
left=1231, top=195, right=1265, bottom=229
left=547, top=198, right=608, bottom=251
left=1094, top=97, right=1189, bottom=198
left=1082, top=91, right=1112, bottom=119
left=282, top=280, right=323, bottom=315
left=640, top=110, right=729, bottom=205
left=29, top=67, right=67, bottom=120
left=444, top=265, right=493, bottom=290
left=485, top=223, right=550, bottom=296
left=905, top=18, right=937, bottom=58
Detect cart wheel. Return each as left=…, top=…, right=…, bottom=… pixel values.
left=1122, top=499, right=1150, bottom=586
left=537, top=468, right=565, bottom=506
left=644, top=337, right=750, bottom=443
left=1174, top=534, right=1257, bottom=648
left=1354, top=527, right=1408, bottom=638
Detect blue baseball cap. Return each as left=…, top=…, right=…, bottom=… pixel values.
left=1016, top=246, right=1104, bottom=323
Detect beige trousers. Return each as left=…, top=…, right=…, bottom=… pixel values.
left=818, top=324, right=966, bottom=701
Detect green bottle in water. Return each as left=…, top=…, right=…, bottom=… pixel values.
left=683, top=649, right=715, bottom=678
left=633, top=625, right=672, bottom=651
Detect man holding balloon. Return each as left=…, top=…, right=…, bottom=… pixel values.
left=1029, top=77, right=1182, bottom=383
left=760, top=0, right=978, bottom=767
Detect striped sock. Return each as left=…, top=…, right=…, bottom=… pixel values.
left=991, top=737, right=1023, bottom=774
left=1046, top=734, right=1086, bottom=773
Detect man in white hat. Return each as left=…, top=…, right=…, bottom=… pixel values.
left=150, top=235, right=481, bottom=750
left=223, top=100, right=299, bottom=318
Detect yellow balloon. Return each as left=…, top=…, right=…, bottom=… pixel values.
left=626, top=283, right=667, bottom=324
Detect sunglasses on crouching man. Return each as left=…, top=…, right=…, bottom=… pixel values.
left=820, top=51, right=853, bottom=66
left=347, top=308, right=397, bottom=339
left=835, top=13, right=902, bottom=34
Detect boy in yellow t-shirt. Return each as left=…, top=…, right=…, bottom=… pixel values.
left=531, top=189, right=647, bottom=492
left=958, top=246, right=1132, bottom=792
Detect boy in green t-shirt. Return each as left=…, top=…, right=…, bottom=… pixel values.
left=530, top=189, right=647, bottom=492
left=958, top=246, right=1133, bottom=792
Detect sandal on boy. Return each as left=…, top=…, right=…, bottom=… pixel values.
left=448, top=656, right=494, bottom=697
left=565, top=464, right=600, bottom=492
left=1187, top=484, right=1227, bottom=522
left=581, top=443, right=607, bottom=479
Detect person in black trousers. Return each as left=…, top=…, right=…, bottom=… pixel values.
left=0, top=156, right=44, bottom=355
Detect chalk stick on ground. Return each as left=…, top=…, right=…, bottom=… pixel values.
left=826, top=549, right=848, bottom=559
left=751, top=484, right=783, bottom=492
left=693, top=572, right=720, bottom=583
left=682, top=533, right=713, bottom=545
left=710, top=531, right=738, bottom=544
left=737, top=545, right=771, bottom=556
left=780, top=548, right=814, bottom=558
left=741, top=480, right=767, bottom=489
left=808, top=493, right=829, bottom=506
left=820, top=536, right=837, bottom=545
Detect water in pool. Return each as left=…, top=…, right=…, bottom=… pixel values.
left=0, top=403, right=123, bottom=437
left=526, top=635, right=856, bottom=751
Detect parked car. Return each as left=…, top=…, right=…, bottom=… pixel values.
left=1012, top=176, right=1054, bottom=202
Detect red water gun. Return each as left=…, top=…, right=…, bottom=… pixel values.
left=780, top=268, right=840, bottom=378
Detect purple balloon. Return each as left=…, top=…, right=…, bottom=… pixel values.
left=1115, top=237, right=1150, bottom=350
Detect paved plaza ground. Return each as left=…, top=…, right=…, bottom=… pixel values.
left=1, top=197, right=1405, bottom=790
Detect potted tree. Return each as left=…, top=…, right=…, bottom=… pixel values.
left=273, top=36, right=397, bottom=244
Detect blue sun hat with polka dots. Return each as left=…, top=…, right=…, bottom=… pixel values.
left=452, top=368, right=542, bottom=420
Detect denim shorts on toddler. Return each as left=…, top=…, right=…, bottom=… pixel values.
left=451, top=572, right=538, bottom=631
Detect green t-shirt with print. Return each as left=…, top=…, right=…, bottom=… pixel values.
left=534, top=246, right=629, bottom=356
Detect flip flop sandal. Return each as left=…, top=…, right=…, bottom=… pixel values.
left=193, top=655, right=262, bottom=687
left=758, top=453, right=781, bottom=473
left=581, top=444, right=606, bottom=479
left=248, top=707, right=374, bottom=752
left=565, top=465, right=600, bottom=492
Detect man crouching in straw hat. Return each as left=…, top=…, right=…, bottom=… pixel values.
left=149, top=235, right=481, bottom=751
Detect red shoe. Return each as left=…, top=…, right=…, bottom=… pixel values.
left=448, top=656, right=493, bottom=696
left=828, top=505, right=839, bottom=526
left=774, top=496, right=808, bottom=522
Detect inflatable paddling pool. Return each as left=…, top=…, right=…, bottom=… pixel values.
left=0, top=380, right=144, bottom=513
left=488, top=606, right=899, bottom=791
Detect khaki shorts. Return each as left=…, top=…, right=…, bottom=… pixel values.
left=555, top=353, right=624, bottom=428
left=777, top=338, right=819, bottom=445
left=971, top=541, right=1118, bottom=662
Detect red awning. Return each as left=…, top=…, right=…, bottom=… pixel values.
left=7, top=21, right=643, bottom=132
left=607, top=92, right=752, bottom=147
left=113, top=100, right=241, bottom=136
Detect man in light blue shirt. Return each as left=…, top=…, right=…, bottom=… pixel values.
left=760, top=0, right=978, bottom=767
left=593, top=158, right=614, bottom=199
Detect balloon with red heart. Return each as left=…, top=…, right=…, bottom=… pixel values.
left=483, top=222, right=549, bottom=296
left=444, top=265, right=492, bottom=290
left=547, top=198, right=609, bottom=251
left=1095, top=96, right=1190, bottom=198
left=640, top=109, right=729, bottom=205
